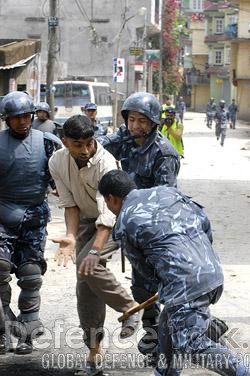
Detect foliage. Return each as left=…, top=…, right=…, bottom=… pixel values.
left=161, top=0, right=184, bottom=95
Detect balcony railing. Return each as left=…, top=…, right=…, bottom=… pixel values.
left=224, top=24, right=238, bottom=39
left=185, top=72, right=210, bottom=85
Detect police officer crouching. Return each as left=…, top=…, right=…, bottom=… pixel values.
left=0, top=91, right=61, bottom=354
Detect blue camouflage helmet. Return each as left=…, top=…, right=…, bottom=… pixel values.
left=35, top=102, right=51, bottom=114
left=121, top=92, right=161, bottom=125
left=1, top=91, right=35, bottom=118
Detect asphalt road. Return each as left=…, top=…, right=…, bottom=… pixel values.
left=0, top=112, right=250, bottom=376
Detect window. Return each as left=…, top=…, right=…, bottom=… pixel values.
left=54, top=83, right=91, bottom=106
left=93, top=86, right=112, bottom=106
left=214, top=50, right=223, bottom=65
left=215, top=18, right=224, bottom=34
left=191, top=0, right=203, bottom=11
left=225, top=47, right=231, bottom=64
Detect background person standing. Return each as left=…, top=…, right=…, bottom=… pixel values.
left=175, top=96, right=186, bottom=123
left=32, top=102, right=57, bottom=135
left=228, top=99, right=238, bottom=129
left=84, top=102, right=108, bottom=137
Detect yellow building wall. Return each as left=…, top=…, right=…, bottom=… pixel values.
left=238, top=1, right=250, bottom=38
left=237, top=80, right=250, bottom=121
left=192, top=85, right=210, bottom=112
left=192, top=28, right=209, bottom=55
left=236, top=42, right=250, bottom=79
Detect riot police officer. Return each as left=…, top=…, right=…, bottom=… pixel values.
left=0, top=91, right=61, bottom=354
left=98, top=170, right=249, bottom=376
left=215, top=99, right=230, bottom=146
left=84, top=102, right=108, bottom=137
left=99, top=92, right=228, bottom=362
left=99, top=92, right=180, bottom=360
left=32, top=101, right=58, bottom=135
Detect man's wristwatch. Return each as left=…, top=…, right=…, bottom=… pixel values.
left=88, top=249, right=100, bottom=257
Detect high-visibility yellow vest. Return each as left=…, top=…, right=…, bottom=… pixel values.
left=161, top=120, right=184, bottom=157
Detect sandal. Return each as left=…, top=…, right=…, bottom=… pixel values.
left=75, top=361, right=103, bottom=376
left=119, top=310, right=143, bottom=339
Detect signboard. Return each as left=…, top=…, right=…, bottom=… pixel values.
left=113, top=57, right=125, bottom=83
left=129, top=47, right=144, bottom=56
left=135, top=50, right=160, bottom=68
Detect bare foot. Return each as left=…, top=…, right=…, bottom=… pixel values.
left=87, top=346, right=105, bottom=365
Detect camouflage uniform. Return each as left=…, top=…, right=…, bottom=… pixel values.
left=113, top=186, right=248, bottom=376
left=215, top=107, right=229, bottom=146
left=99, top=92, right=180, bottom=358
left=228, top=102, right=238, bottom=129
left=99, top=125, right=180, bottom=189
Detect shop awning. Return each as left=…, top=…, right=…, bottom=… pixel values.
left=0, top=53, right=37, bottom=70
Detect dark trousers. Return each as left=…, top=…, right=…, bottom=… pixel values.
left=155, top=290, right=248, bottom=376
left=215, top=123, right=227, bottom=145
left=131, top=267, right=160, bottom=327
left=76, top=219, right=135, bottom=349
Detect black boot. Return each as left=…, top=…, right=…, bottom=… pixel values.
left=0, top=331, right=14, bottom=354
left=15, top=336, right=33, bottom=355
left=0, top=333, right=7, bottom=355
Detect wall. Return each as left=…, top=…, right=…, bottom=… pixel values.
left=0, top=0, right=149, bottom=96
left=238, top=0, right=250, bottom=38
left=191, top=21, right=209, bottom=56
left=192, top=84, right=210, bottom=112
left=237, top=80, right=250, bottom=121
left=236, top=42, right=250, bottom=79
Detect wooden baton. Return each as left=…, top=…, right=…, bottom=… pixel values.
left=118, top=293, right=159, bottom=322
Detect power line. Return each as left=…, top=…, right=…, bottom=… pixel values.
left=74, top=0, right=101, bottom=46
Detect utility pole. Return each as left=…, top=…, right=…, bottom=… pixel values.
left=112, top=32, right=122, bottom=131
left=159, top=0, right=164, bottom=103
left=46, top=0, right=59, bottom=120
left=142, top=9, right=147, bottom=92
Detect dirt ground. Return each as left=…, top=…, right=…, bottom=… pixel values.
left=0, top=112, right=250, bottom=376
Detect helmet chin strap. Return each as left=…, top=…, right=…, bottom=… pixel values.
left=126, top=122, right=157, bottom=141
left=140, top=123, right=157, bottom=139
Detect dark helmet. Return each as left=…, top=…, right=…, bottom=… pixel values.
left=121, top=92, right=161, bottom=125
left=219, top=99, right=226, bottom=108
left=0, top=91, right=35, bottom=118
left=165, top=106, right=176, bottom=114
left=85, top=102, right=97, bottom=111
left=35, top=102, right=51, bottom=114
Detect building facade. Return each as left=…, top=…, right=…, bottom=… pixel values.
left=230, top=0, right=250, bottom=120
left=0, top=0, right=161, bottom=98
left=204, top=1, right=237, bottom=106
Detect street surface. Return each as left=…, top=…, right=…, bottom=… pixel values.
left=0, top=112, right=250, bottom=375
